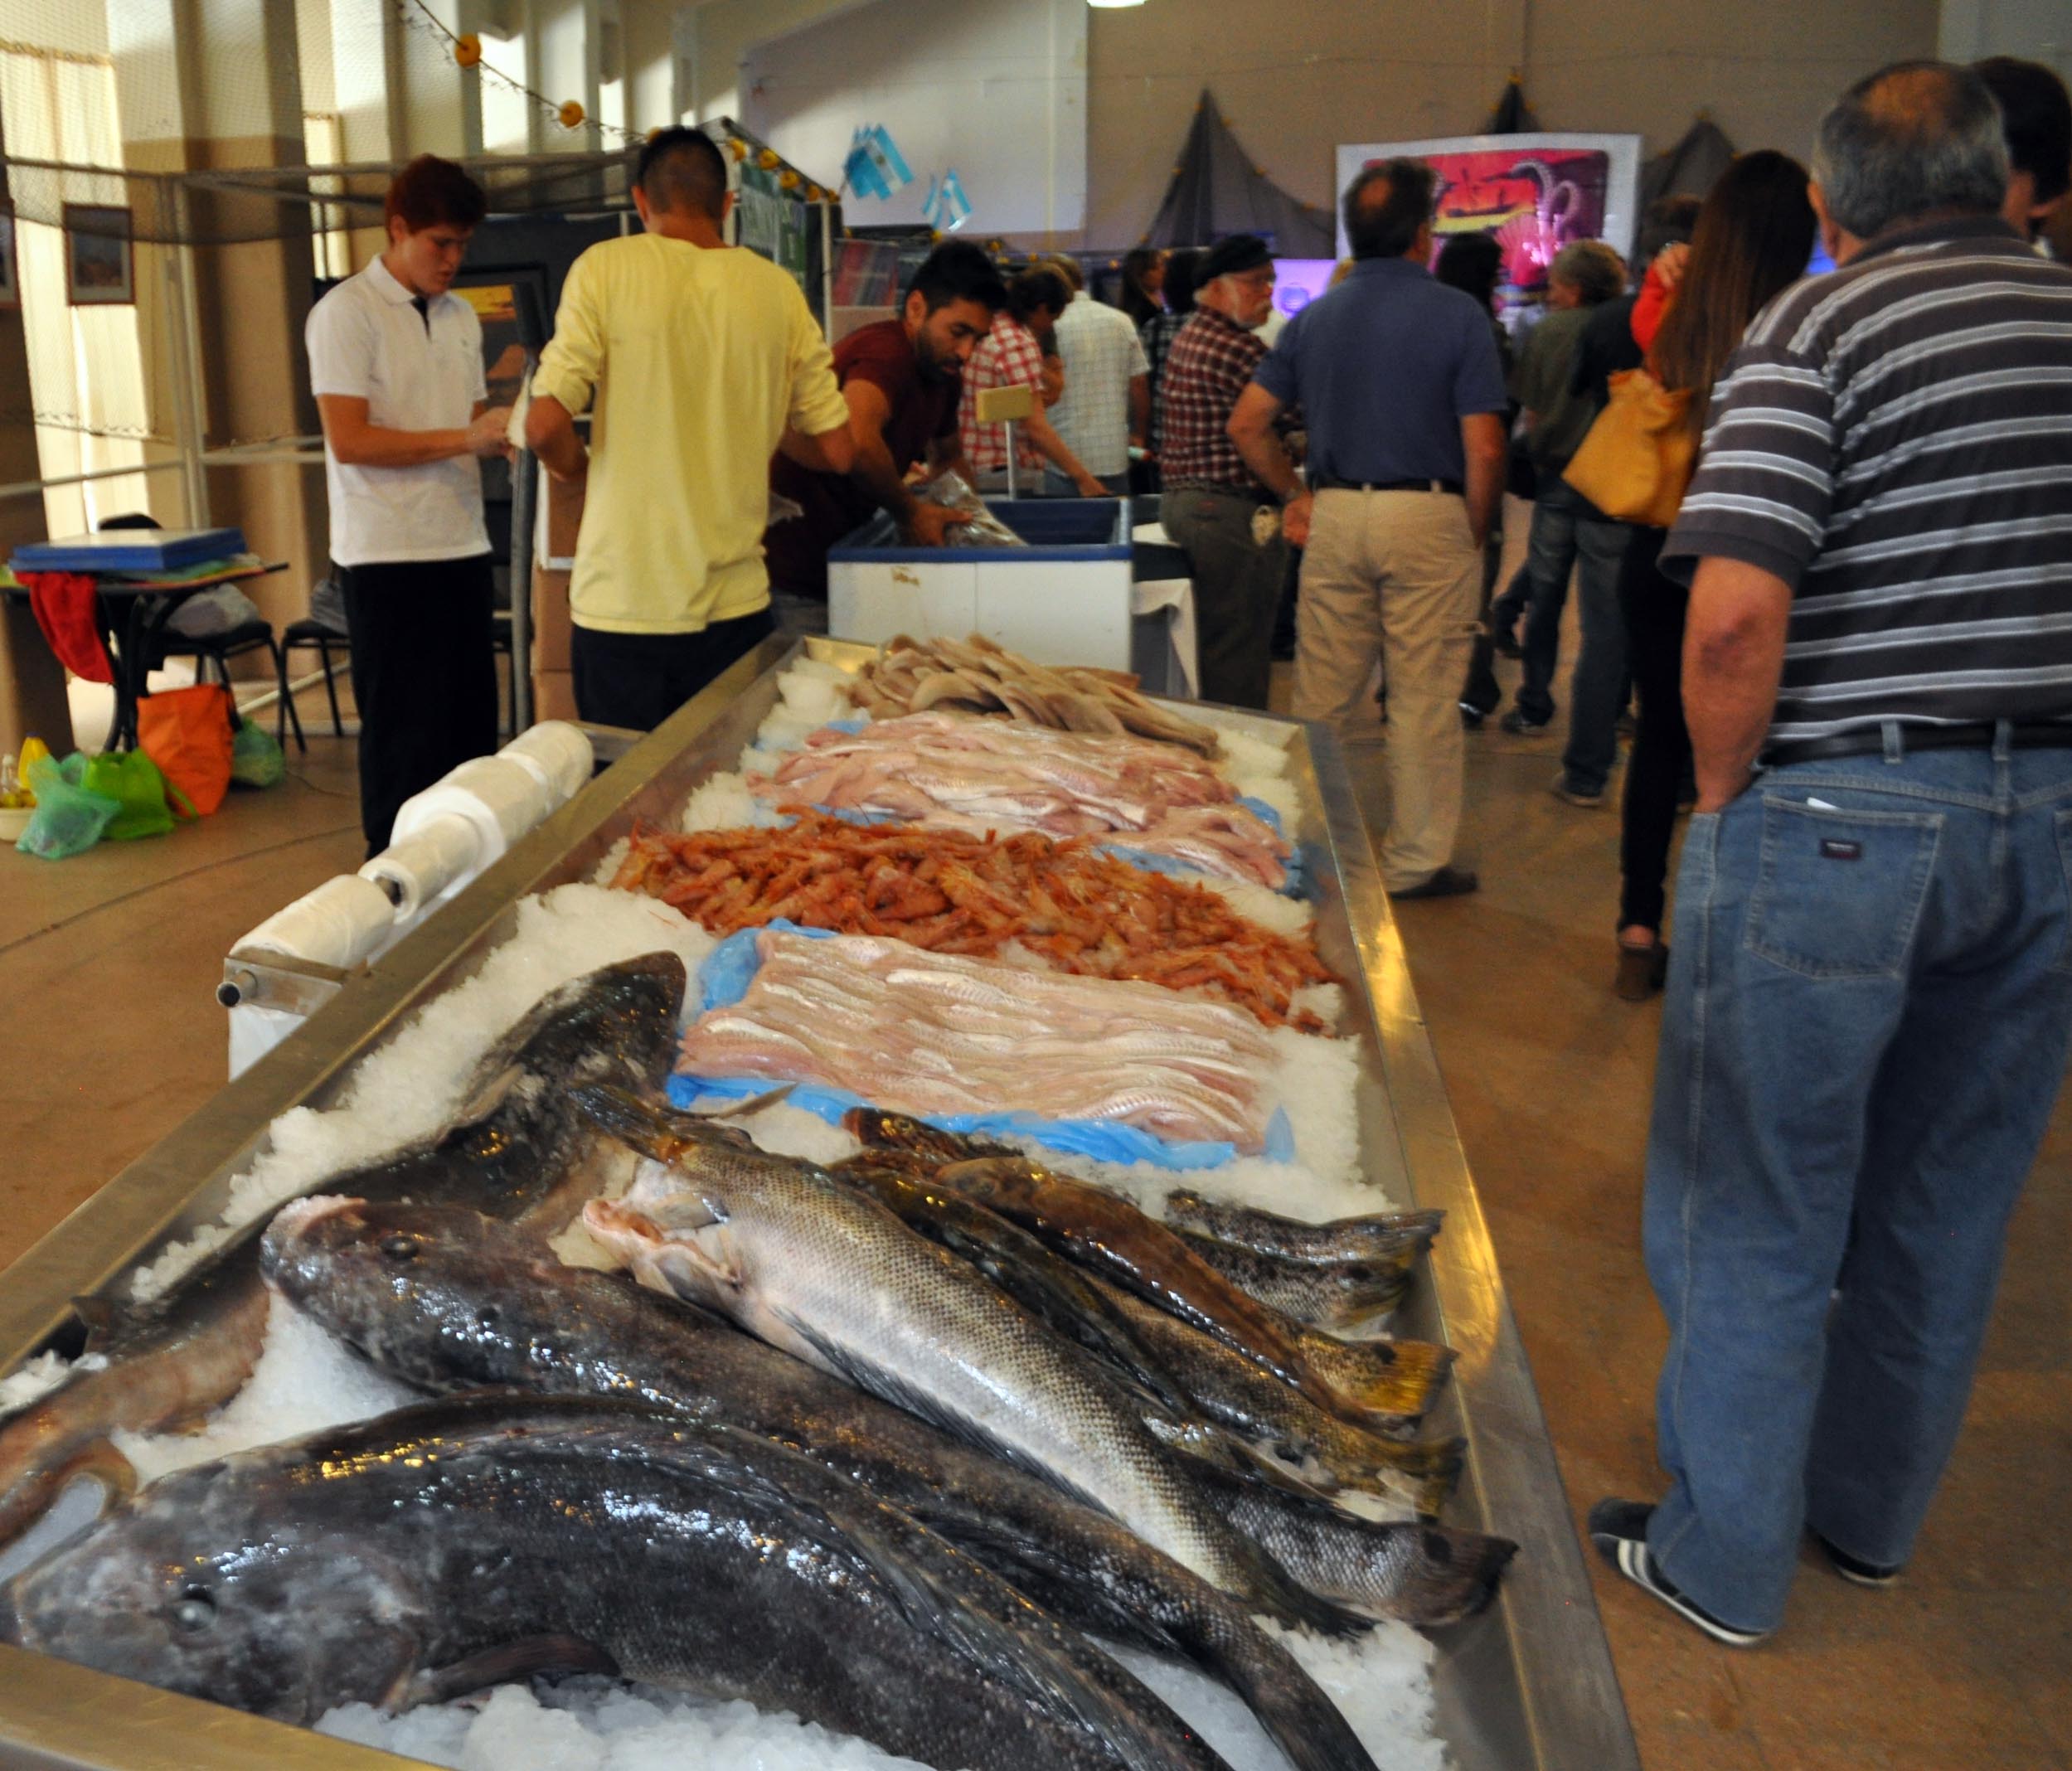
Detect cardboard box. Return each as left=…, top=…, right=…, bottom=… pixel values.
left=532, top=667, right=578, bottom=724
left=531, top=565, right=572, bottom=673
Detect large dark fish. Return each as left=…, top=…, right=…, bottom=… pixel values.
left=260, top=1196, right=1389, bottom=1771
left=1164, top=1192, right=1446, bottom=1266
left=0, top=952, right=687, bottom=1549
left=847, top=1112, right=1451, bottom=1424
left=1101, top=1284, right=1465, bottom=1516
left=571, top=1087, right=1358, bottom=1641
left=0, top=1392, right=1225, bottom=1771
left=1171, top=1228, right=1413, bottom=1332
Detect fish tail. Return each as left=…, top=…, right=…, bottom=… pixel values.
left=0, top=1413, right=137, bottom=1548
left=1184, top=1614, right=1381, bottom=1771
left=1321, top=1434, right=1465, bottom=1516
left=1300, top=1332, right=1455, bottom=1424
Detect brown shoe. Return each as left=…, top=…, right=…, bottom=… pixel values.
left=1615, top=940, right=1669, bottom=1001
left=1391, top=865, right=1479, bottom=900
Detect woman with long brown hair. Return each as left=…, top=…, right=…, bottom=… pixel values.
left=1613, top=151, right=1817, bottom=998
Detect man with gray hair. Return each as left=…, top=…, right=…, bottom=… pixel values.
left=1590, top=61, right=2072, bottom=1644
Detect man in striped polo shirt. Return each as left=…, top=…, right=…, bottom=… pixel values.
left=1590, top=61, right=2072, bottom=1645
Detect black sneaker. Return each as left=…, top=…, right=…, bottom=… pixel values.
left=1499, top=708, right=1550, bottom=735
left=1587, top=1499, right=1771, bottom=1647
left=1459, top=701, right=1487, bottom=729
left=1811, top=1530, right=1903, bottom=1589
left=1390, top=865, right=1479, bottom=900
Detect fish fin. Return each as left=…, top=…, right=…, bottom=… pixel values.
left=676, top=1082, right=794, bottom=1119
left=66, top=1297, right=126, bottom=1345
left=404, top=1633, right=620, bottom=1706
left=1323, top=1435, right=1466, bottom=1516
left=452, top=1062, right=526, bottom=1130
left=570, top=1084, right=686, bottom=1162
left=1298, top=1332, right=1455, bottom=1424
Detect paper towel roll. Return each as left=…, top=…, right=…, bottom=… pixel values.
left=358, top=814, right=483, bottom=919
left=390, top=754, right=551, bottom=865
left=235, top=873, right=395, bottom=970
left=500, top=721, right=594, bottom=807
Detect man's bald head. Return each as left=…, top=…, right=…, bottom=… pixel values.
left=1343, top=158, right=1436, bottom=260
left=1813, top=60, right=2009, bottom=242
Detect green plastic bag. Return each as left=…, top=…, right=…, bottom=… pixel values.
left=230, top=719, right=285, bottom=788
left=17, top=753, right=120, bottom=859
left=80, top=750, right=176, bottom=841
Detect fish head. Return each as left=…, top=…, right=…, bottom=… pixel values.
left=580, top=1190, right=745, bottom=1313
left=0, top=1462, right=430, bottom=1725
left=259, top=1196, right=560, bottom=1391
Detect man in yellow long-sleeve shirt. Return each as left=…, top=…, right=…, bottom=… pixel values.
left=526, top=127, right=854, bottom=729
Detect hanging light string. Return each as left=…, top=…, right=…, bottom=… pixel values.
left=392, top=0, right=640, bottom=143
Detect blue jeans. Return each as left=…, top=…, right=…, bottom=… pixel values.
left=1516, top=488, right=1628, bottom=790
left=1643, top=736, right=2072, bottom=1633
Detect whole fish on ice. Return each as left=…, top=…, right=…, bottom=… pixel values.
left=0, top=952, right=685, bottom=1548
left=572, top=1086, right=1350, bottom=1635
left=261, top=1196, right=1387, bottom=1771
left=0, top=1392, right=1225, bottom=1771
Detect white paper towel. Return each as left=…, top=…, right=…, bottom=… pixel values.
left=500, top=721, right=594, bottom=807
left=390, top=754, right=551, bottom=865
left=234, top=873, right=395, bottom=971
left=358, top=815, right=483, bottom=919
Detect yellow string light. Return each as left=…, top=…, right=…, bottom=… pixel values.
left=454, top=32, right=481, bottom=66
left=558, top=99, right=585, bottom=129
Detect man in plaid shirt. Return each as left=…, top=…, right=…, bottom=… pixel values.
left=1157, top=234, right=1286, bottom=709
left=958, top=267, right=1105, bottom=494
left=1044, top=257, right=1149, bottom=496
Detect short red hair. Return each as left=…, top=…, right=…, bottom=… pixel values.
left=385, top=155, right=488, bottom=234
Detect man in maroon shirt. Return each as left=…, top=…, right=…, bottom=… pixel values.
left=766, top=242, right=1007, bottom=628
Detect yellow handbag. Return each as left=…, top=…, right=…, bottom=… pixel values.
left=1562, top=369, right=1697, bottom=529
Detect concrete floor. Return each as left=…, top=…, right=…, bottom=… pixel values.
left=0, top=655, right=2066, bottom=1769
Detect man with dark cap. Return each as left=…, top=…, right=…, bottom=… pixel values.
left=1230, top=161, right=1509, bottom=898
left=1156, top=234, right=1286, bottom=709
left=1975, top=57, right=2071, bottom=247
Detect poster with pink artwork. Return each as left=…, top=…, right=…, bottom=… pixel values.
left=1333, top=133, right=1641, bottom=316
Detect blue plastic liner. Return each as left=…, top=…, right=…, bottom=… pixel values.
left=670, top=923, right=1293, bottom=1172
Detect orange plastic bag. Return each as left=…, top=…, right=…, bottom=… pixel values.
left=136, top=682, right=235, bottom=818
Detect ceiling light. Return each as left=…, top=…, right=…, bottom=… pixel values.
left=1087, top=0, right=1147, bottom=8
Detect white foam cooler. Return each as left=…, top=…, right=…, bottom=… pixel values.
left=827, top=497, right=1137, bottom=674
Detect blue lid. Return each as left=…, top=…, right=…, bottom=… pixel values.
left=828, top=497, right=1130, bottom=563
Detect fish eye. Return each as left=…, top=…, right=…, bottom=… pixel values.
left=380, top=1235, right=419, bottom=1263
left=475, top=1307, right=499, bottom=1330
left=171, top=1588, right=216, bottom=1633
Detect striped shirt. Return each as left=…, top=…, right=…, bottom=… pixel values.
left=1661, top=217, right=2072, bottom=745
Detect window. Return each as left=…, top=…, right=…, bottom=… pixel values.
left=0, top=45, right=155, bottom=536
left=303, top=110, right=352, bottom=281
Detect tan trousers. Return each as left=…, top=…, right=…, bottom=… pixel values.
left=1292, top=489, right=1482, bottom=890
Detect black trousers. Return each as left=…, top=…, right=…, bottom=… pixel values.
left=338, top=554, right=497, bottom=859
left=570, top=605, right=775, bottom=732
left=1615, top=526, right=1691, bottom=934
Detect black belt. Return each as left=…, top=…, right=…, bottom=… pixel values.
left=1763, top=721, right=2072, bottom=769
left=1314, top=476, right=1464, bottom=496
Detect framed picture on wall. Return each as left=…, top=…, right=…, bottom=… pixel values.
left=64, top=203, right=134, bottom=306
left=0, top=206, right=17, bottom=310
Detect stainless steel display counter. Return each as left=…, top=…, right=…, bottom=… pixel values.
left=0, top=637, right=1641, bottom=1771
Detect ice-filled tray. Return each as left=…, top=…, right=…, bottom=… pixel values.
left=0, top=636, right=1639, bottom=1771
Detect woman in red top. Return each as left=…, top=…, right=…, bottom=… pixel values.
left=1613, top=152, right=1817, bottom=998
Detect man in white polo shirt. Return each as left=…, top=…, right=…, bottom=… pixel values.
left=305, top=153, right=512, bottom=856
